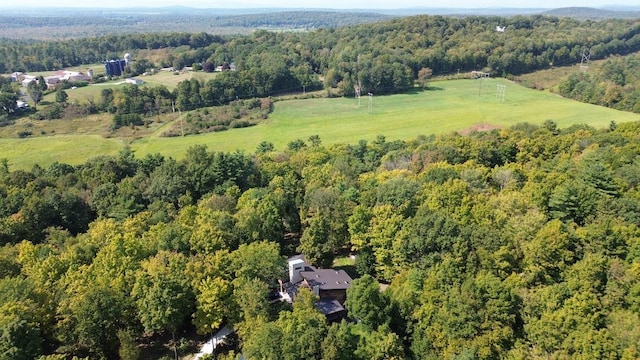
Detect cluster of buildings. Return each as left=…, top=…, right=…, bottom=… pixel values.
left=12, top=70, right=93, bottom=89
left=215, top=62, right=237, bottom=72
left=8, top=54, right=132, bottom=92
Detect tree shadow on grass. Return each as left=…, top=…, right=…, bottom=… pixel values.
left=405, top=87, right=444, bottom=95
left=333, top=264, right=359, bottom=279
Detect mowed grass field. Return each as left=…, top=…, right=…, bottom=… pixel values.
left=140, top=70, right=219, bottom=89
left=131, top=78, right=640, bottom=158
left=0, top=135, right=125, bottom=169
left=2, top=78, right=639, bottom=169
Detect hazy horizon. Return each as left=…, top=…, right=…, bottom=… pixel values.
left=5, top=0, right=640, bottom=9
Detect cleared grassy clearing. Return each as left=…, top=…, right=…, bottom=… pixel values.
left=71, top=63, right=106, bottom=74
left=515, top=62, right=605, bottom=91
left=140, top=70, right=219, bottom=90
left=131, top=78, right=640, bottom=158
left=2, top=79, right=639, bottom=169
left=0, top=135, right=125, bottom=170
left=64, top=80, right=130, bottom=103
left=0, top=113, right=113, bottom=138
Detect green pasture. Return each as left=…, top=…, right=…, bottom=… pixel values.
left=71, top=63, right=106, bottom=75
left=63, top=80, right=131, bottom=103
left=3, top=78, right=640, bottom=169
left=0, top=135, right=125, bottom=170
left=140, top=70, right=220, bottom=90
left=131, top=78, right=640, bottom=158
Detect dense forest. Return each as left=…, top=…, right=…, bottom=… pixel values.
left=1, top=118, right=640, bottom=359
left=2, top=13, right=640, bottom=359
left=2, top=15, right=639, bottom=77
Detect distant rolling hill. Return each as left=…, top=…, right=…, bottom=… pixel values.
left=0, top=10, right=392, bottom=40
left=211, top=11, right=392, bottom=29
left=541, top=7, right=640, bottom=20
left=1, top=6, right=638, bottom=40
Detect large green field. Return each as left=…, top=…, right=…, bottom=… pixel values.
left=0, top=135, right=125, bottom=169
left=140, top=70, right=219, bottom=89
left=2, top=78, right=639, bottom=169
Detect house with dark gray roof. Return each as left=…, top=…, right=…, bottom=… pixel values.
left=300, top=268, right=352, bottom=304
left=280, top=255, right=353, bottom=321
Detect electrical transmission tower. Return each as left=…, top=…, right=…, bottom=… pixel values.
left=580, top=47, right=591, bottom=73
left=496, top=84, right=506, bottom=102
left=473, top=71, right=490, bottom=96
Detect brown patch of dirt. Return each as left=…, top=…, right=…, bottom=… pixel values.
left=458, top=123, right=502, bottom=135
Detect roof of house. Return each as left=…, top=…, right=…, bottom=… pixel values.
left=126, top=78, right=143, bottom=84
left=315, top=298, right=345, bottom=316
left=300, top=269, right=353, bottom=291
left=287, top=254, right=306, bottom=263
left=44, top=76, right=61, bottom=84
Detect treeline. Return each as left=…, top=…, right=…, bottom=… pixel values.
left=91, top=68, right=309, bottom=133
left=1, top=120, right=640, bottom=359
left=23, top=61, right=310, bottom=133
left=0, top=32, right=225, bottom=73
left=0, top=16, right=132, bottom=28
left=558, top=53, right=640, bottom=113
left=2, top=14, right=639, bottom=83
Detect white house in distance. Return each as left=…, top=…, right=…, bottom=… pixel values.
left=60, top=70, right=91, bottom=82
left=16, top=101, right=29, bottom=110
left=125, top=78, right=144, bottom=85
left=10, top=72, right=24, bottom=82
left=21, top=75, right=37, bottom=87
left=215, top=62, right=237, bottom=72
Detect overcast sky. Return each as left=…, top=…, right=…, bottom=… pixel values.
left=11, top=0, right=640, bottom=9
